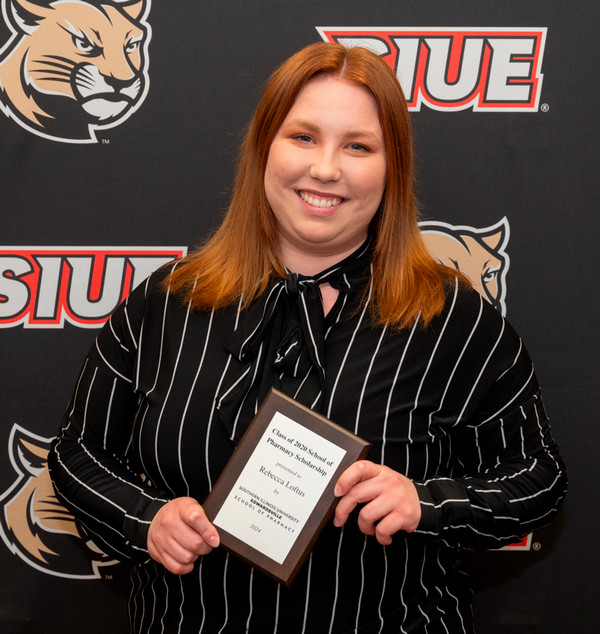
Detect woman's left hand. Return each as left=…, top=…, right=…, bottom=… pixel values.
left=333, top=461, right=422, bottom=545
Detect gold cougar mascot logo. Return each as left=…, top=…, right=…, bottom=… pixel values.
left=0, top=424, right=118, bottom=578
left=0, top=0, right=151, bottom=142
left=420, top=218, right=510, bottom=315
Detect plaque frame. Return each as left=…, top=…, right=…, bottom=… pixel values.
left=203, top=388, right=371, bottom=587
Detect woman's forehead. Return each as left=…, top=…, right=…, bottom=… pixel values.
left=279, top=76, right=382, bottom=134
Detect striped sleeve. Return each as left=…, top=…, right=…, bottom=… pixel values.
left=413, top=303, right=567, bottom=549
left=48, top=273, right=172, bottom=562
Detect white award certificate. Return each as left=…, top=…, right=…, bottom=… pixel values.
left=213, top=411, right=347, bottom=564
left=203, top=389, right=371, bottom=586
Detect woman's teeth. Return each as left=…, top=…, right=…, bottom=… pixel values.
left=299, top=191, right=342, bottom=208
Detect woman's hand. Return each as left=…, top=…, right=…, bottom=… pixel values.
left=147, top=497, right=220, bottom=575
left=333, top=461, right=422, bottom=545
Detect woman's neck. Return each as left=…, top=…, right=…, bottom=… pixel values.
left=279, top=238, right=366, bottom=276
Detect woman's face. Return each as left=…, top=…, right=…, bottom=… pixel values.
left=264, top=76, right=387, bottom=267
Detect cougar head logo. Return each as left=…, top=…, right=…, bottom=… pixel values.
left=0, top=424, right=117, bottom=578
left=0, top=0, right=151, bottom=142
left=420, top=218, right=510, bottom=315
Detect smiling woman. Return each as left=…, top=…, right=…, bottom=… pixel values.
left=264, top=76, right=387, bottom=275
left=167, top=42, right=457, bottom=330
left=49, top=42, right=566, bottom=634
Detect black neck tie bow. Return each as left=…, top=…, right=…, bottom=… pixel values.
left=216, top=240, right=372, bottom=442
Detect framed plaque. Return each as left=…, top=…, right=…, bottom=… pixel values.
left=203, top=388, right=371, bottom=587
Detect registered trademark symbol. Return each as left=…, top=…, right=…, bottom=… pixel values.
left=532, top=542, right=542, bottom=551
left=540, top=103, right=549, bottom=113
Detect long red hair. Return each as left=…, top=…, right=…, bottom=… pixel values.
left=166, top=42, right=462, bottom=328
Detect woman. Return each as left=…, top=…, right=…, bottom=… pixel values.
left=49, top=43, right=566, bottom=633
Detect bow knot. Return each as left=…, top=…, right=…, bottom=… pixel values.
left=285, top=272, right=300, bottom=296
left=216, top=239, right=372, bottom=442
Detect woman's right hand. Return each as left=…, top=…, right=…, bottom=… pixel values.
left=147, top=497, right=220, bottom=575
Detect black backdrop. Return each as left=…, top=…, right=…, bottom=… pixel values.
left=1, top=1, right=597, bottom=632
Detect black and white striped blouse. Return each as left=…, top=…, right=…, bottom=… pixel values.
left=49, top=250, right=566, bottom=634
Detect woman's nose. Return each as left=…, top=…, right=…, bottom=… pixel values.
left=308, top=149, right=341, bottom=182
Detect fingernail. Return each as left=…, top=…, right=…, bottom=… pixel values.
left=333, top=486, right=341, bottom=497
left=333, top=518, right=342, bottom=527
left=208, top=535, right=220, bottom=547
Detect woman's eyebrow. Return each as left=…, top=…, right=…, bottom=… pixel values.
left=281, top=118, right=320, bottom=133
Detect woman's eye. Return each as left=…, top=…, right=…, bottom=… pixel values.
left=348, top=143, right=369, bottom=152
left=293, top=134, right=314, bottom=143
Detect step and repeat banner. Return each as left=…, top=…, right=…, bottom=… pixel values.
left=1, top=1, right=596, bottom=632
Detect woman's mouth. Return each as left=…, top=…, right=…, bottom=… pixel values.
left=298, top=191, right=343, bottom=208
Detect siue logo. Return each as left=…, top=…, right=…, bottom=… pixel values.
left=420, top=218, right=510, bottom=315
left=0, top=424, right=119, bottom=577
left=0, top=0, right=152, bottom=142
left=317, top=27, right=546, bottom=112
left=0, top=246, right=186, bottom=328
